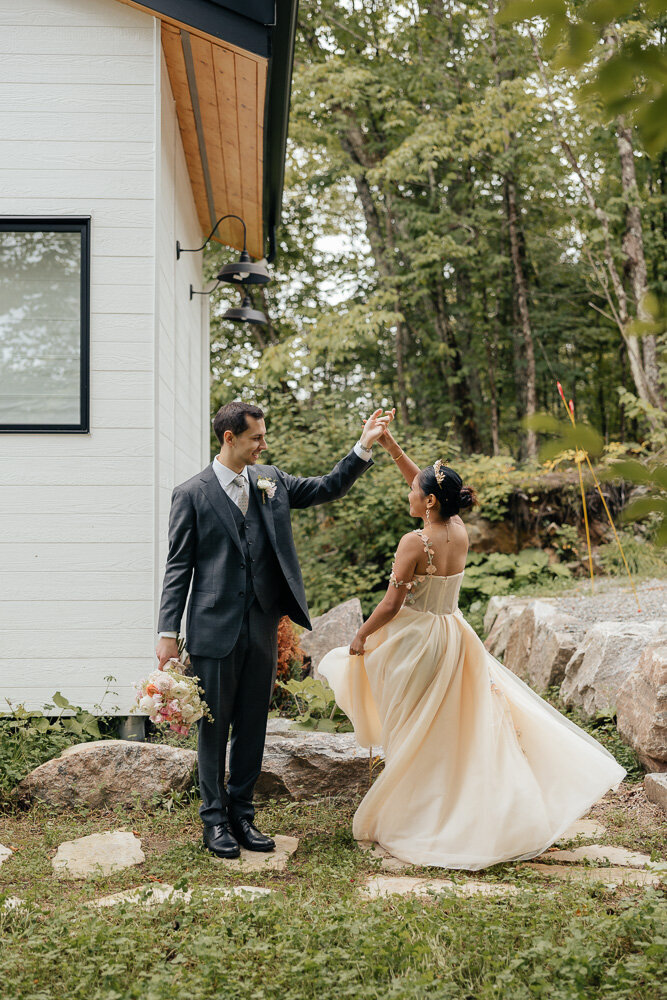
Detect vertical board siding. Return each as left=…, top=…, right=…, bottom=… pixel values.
left=0, top=0, right=156, bottom=714
left=154, top=52, right=207, bottom=632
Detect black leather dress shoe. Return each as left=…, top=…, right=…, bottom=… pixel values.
left=230, top=817, right=275, bottom=852
left=202, top=823, right=240, bottom=859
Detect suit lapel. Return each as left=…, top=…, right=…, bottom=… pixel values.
left=248, top=466, right=278, bottom=551
left=198, top=465, right=244, bottom=555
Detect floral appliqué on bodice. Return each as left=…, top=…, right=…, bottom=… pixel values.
left=388, top=528, right=437, bottom=606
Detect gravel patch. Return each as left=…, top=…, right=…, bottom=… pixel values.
left=542, top=577, right=666, bottom=629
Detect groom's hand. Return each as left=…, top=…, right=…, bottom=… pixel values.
left=360, top=408, right=394, bottom=450
left=156, top=637, right=179, bottom=669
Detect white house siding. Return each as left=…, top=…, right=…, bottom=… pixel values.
left=0, top=0, right=207, bottom=714
left=154, top=51, right=210, bottom=630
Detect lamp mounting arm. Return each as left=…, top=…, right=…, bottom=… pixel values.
left=189, top=280, right=221, bottom=301
left=177, top=214, right=247, bottom=260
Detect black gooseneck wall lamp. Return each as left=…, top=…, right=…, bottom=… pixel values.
left=177, top=213, right=270, bottom=285
left=188, top=282, right=268, bottom=325
left=179, top=213, right=269, bottom=324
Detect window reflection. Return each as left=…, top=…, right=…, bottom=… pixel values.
left=0, top=228, right=82, bottom=426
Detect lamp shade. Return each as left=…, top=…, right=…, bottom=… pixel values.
left=222, top=293, right=267, bottom=325
left=217, top=250, right=270, bottom=285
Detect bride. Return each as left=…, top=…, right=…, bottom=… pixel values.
left=318, top=424, right=626, bottom=870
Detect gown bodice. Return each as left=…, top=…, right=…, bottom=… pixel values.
left=389, top=528, right=464, bottom=615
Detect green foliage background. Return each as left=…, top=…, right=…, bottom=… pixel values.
left=205, top=0, right=666, bottom=615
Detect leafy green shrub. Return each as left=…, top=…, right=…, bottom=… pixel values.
left=0, top=692, right=111, bottom=805
left=459, top=548, right=571, bottom=606
left=598, top=529, right=667, bottom=577
left=275, top=677, right=353, bottom=732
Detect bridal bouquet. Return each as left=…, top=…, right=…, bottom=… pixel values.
left=133, top=659, right=213, bottom=736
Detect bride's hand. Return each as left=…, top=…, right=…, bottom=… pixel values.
left=360, top=408, right=394, bottom=449
left=349, top=633, right=366, bottom=656
left=361, top=408, right=396, bottom=450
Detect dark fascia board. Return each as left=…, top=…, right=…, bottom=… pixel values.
left=138, top=0, right=275, bottom=56
left=136, top=0, right=298, bottom=260
left=263, top=0, right=299, bottom=261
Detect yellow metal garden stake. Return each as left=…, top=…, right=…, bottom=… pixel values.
left=556, top=382, right=641, bottom=612
left=557, top=383, right=595, bottom=592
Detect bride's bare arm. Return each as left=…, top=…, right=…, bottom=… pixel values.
left=349, top=533, right=421, bottom=653
left=377, top=424, right=420, bottom=488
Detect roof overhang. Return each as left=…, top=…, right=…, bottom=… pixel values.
left=116, top=1, right=298, bottom=259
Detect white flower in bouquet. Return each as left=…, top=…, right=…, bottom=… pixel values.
left=154, top=671, right=174, bottom=693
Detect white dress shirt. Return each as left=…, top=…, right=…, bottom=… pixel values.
left=158, top=442, right=372, bottom=639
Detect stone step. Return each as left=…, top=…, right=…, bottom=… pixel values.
left=522, top=862, right=662, bottom=888
left=362, top=875, right=522, bottom=899
left=52, top=830, right=144, bottom=880
left=89, top=883, right=273, bottom=909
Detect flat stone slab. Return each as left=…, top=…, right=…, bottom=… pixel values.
left=544, top=845, right=664, bottom=870
left=0, top=844, right=13, bottom=867
left=357, top=840, right=414, bottom=873
left=362, top=875, right=521, bottom=899
left=556, top=820, right=607, bottom=843
left=210, top=834, right=299, bottom=872
left=90, top=883, right=272, bottom=909
left=644, top=773, right=667, bottom=814
left=522, top=863, right=662, bottom=887
left=52, top=830, right=144, bottom=880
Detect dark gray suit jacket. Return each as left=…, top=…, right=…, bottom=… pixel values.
left=157, top=447, right=373, bottom=657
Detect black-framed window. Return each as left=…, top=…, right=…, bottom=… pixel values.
left=0, top=217, right=90, bottom=433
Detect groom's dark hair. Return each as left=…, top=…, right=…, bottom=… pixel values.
left=213, top=401, right=265, bottom=443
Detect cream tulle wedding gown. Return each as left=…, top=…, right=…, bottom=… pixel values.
left=318, top=529, right=626, bottom=871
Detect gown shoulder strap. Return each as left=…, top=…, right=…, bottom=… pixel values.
left=414, top=529, right=436, bottom=575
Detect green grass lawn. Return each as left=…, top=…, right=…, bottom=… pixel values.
left=1, top=786, right=665, bottom=1000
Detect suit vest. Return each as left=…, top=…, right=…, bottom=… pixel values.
left=222, top=483, right=286, bottom=614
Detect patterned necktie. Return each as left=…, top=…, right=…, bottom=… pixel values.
left=232, top=474, right=249, bottom=516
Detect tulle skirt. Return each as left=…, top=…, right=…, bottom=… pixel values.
left=318, top=607, right=626, bottom=870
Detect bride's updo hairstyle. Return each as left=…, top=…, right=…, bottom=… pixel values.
left=418, top=463, right=478, bottom=518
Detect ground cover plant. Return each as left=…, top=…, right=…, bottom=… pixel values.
left=0, top=788, right=665, bottom=1000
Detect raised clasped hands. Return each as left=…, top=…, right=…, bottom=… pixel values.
left=360, top=407, right=395, bottom=450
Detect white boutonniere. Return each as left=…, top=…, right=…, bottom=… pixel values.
left=256, top=476, right=277, bottom=504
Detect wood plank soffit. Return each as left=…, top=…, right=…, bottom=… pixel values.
left=161, top=22, right=267, bottom=258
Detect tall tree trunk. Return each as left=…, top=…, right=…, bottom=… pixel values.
left=529, top=29, right=660, bottom=423
left=616, top=119, right=664, bottom=409
left=482, top=287, right=501, bottom=455
left=339, top=126, right=410, bottom=424
left=487, top=0, right=538, bottom=459
left=505, top=175, right=538, bottom=459
left=432, top=277, right=482, bottom=452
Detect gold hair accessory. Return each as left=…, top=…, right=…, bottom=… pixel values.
left=433, top=459, right=446, bottom=485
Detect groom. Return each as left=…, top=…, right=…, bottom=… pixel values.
left=155, top=401, right=390, bottom=858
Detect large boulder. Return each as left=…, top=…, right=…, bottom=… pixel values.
left=616, top=640, right=667, bottom=772
left=560, top=621, right=666, bottom=718
left=14, top=739, right=197, bottom=810
left=644, top=773, right=667, bottom=814
left=255, top=729, right=382, bottom=801
left=484, top=597, right=532, bottom=659
left=300, top=599, right=363, bottom=678
left=502, top=600, right=583, bottom=692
